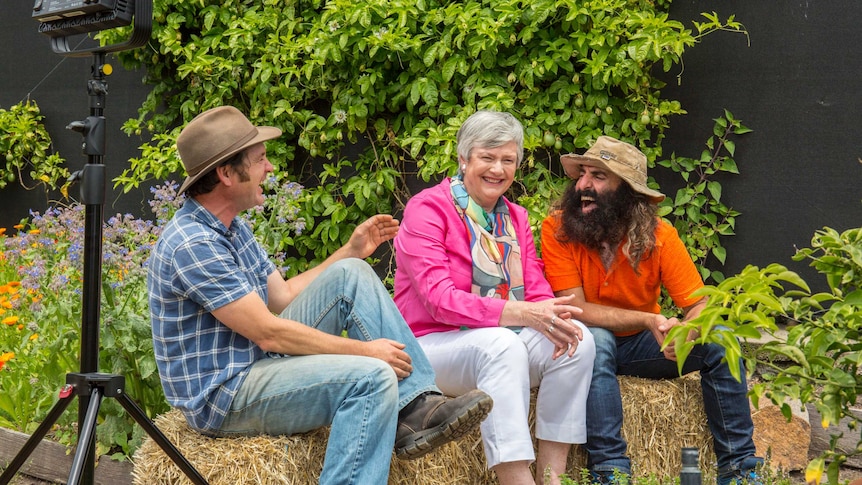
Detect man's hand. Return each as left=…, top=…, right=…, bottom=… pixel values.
left=650, top=314, right=681, bottom=360
left=655, top=298, right=707, bottom=361
left=363, top=338, right=413, bottom=379
left=345, top=214, right=400, bottom=259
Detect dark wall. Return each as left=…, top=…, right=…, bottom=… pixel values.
left=657, top=1, right=862, bottom=288
left=0, top=4, right=152, bottom=229
left=2, top=2, right=861, bottom=289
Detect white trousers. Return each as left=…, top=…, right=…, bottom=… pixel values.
left=416, top=325, right=595, bottom=468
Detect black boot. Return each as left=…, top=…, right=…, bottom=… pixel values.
left=394, top=389, right=493, bottom=460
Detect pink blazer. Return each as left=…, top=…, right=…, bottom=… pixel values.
left=394, top=178, right=555, bottom=337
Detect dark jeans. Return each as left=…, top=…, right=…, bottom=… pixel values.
left=585, top=327, right=757, bottom=476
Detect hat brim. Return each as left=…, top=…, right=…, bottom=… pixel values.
left=178, top=126, right=282, bottom=195
left=560, top=153, right=666, bottom=203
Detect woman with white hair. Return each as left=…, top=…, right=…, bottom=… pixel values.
left=394, top=110, right=595, bottom=485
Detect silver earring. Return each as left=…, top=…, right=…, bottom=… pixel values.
left=461, top=165, right=466, bottom=171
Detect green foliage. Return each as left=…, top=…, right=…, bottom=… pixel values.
left=0, top=100, right=70, bottom=192
left=0, top=207, right=166, bottom=458
left=105, top=0, right=745, bottom=272
left=658, top=110, right=749, bottom=284
left=668, top=225, right=862, bottom=485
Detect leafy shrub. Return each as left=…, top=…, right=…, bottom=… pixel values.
left=106, top=0, right=745, bottom=275
left=668, top=224, right=862, bottom=485
left=657, top=110, right=749, bottom=284
left=0, top=100, right=69, bottom=191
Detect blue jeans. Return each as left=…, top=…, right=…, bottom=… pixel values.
left=211, top=259, right=439, bottom=485
left=586, top=327, right=757, bottom=476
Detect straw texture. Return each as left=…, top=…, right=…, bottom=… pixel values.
left=133, top=373, right=712, bottom=484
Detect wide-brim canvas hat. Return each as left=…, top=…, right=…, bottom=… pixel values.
left=176, top=106, right=282, bottom=194
left=559, top=135, right=665, bottom=203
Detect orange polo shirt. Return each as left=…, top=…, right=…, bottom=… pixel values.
left=540, top=213, right=704, bottom=337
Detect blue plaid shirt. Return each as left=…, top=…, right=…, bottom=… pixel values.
left=147, top=197, right=275, bottom=431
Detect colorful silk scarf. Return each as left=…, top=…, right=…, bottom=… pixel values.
left=450, top=175, right=524, bottom=301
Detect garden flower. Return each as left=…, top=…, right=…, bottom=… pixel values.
left=2, top=315, right=18, bottom=325
left=0, top=227, right=6, bottom=236
left=0, top=351, right=14, bottom=371
left=806, top=458, right=824, bottom=484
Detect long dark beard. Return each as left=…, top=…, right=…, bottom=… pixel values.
left=557, top=182, right=637, bottom=252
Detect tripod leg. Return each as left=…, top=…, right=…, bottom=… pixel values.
left=116, top=392, right=209, bottom=485
left=0, top=386, right=75, bottom=484
left=67, top=387, right=103, bottom=485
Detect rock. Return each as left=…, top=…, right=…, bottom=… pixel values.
left=751, top=397, right=811, bottom=471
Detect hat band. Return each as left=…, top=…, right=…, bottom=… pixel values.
left=190, top=127, right=258, bottom=176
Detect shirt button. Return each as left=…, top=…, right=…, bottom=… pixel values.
left=604, top=282, right=609, bottom=286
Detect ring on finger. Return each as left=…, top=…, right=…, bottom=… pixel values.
left=548, top=324, right=555, bottom=333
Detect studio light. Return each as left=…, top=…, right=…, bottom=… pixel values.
left=33, top=0, right=134, bottom=37
left=31, top=0, right=150, bottom=56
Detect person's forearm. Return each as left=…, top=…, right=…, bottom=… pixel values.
left=681, top=297, right=707, bottom=323
left=576, top=301, right=657, bottom=333
left=498, top=300, right=537, bottom=328
left=248, top=312, right=369, bottom=356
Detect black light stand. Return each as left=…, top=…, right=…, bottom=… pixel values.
left=0, top=2, right=207, bottom=484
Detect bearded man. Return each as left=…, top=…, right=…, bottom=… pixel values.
left=540, top=136, right=762, bottom=485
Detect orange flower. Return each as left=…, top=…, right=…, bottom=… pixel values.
left=29, top=333, right=38, bottom=341
left=0, top=227, right=6, bottom=236
left=2, top=316, right=19, bottom=325
left=8, top=281, right=21, bottom=288
left=1, top=300, right=11, bottom=309
left=27, top=229, right=40, bottom=235
left=0, top=351, right=13, bottom=371
left=13, top=224, right=24, bottom=230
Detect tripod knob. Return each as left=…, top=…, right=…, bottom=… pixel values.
left=66, top=116, right=106, bottom=155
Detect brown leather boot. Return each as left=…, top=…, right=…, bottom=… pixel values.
left=394, top=389, right=493, bottom=460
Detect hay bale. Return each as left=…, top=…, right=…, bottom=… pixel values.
left=133, top=374, right=711, bottom=484
left=132, top=409, right=499, bottom=485
left=132, top=410, right=326, bottom=484
left=619, top=372, right=713, bottom=478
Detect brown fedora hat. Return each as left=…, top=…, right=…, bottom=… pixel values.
left=176, top=106, right=282, bottom=194
left=560, top=136, right=665, bottom=203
